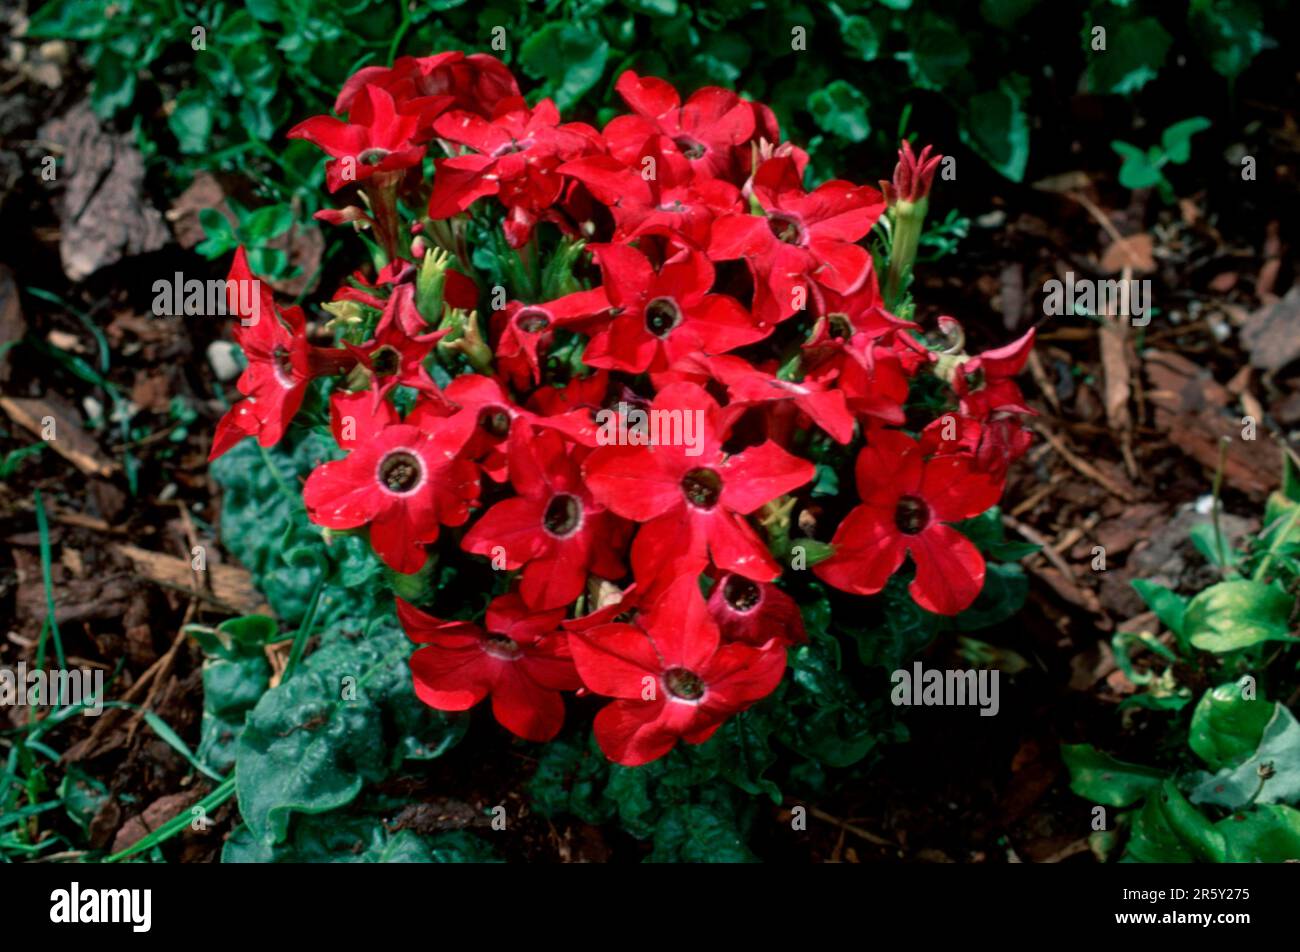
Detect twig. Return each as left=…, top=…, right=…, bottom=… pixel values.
left=806, top=806, right=899, bottom=851
left=1032, top=424, right=1137, bottom=501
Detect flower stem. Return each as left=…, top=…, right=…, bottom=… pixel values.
left=884, top=196, right=928, bottom=311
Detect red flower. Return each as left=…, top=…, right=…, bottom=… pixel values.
left=490, top=290, right=608, bottom=388
left=921, top=412, right=1032, bottom=479
left=814, top=430, right=1002, bottom=615
left=574, top=243, right=766, bottom=374
left=428, top=97, right=598, bottom=247
left=210, top=248, right=353, bottom=460
left=462, top=423, right=629, bottom=610
left=605, top=71, right=756, bottom=182
left=302, top=403, right=479, bottom=574
left=344, top=283, right=448, bottom=412
left=569, top=576, right=786, bottom=766
left=584, top=382, right=815, bottom=584
left=706, top=354, right=857, bottom=445
left=444, top=374, right=597, bottom=481
left=707, top=572, right=806, bottom=647
left=559, top=135, right=741, bottom=248
left=335, top=52, right=519, bottom=126
left=952, top=328, right=1036, bottom=418
left=709, top=155, right=884, bottom=325
left=288, top=85, right=426, bottom=193
left=398, top=592, right=579, bottom=742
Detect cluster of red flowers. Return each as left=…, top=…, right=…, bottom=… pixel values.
left=210, top=51, right=1034, bottom=767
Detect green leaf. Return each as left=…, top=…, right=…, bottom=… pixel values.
left=234, top=619, right=465, bottom=846
left=839, top=15, right=880, bottom=61
left=954, top=562, right=1027, bottom=630
left=1188, top=682, right=1275, bottom=770
left=1191, top=705, right=1300, bottom=809
left=1125, top=780, right=1226, bottom=863
left=910, top=22, right=970, bottom=89
left=1087, top=16, right=1172, bottom=95
left=808, top=80, right=871, bottom=143
left=1112, top=140, right=1166, bottom=189
left=1130, top=579, right=1187, bottom=638
left=518, top=23, right=609, bottom=110
left=647, top=803, right=756, bottom=862
left=240, top=204, right=295, bottom=242
left=1183, top=579, right=1296, bottom=652
left=223, top=815, right=501, bottom=862
left=1160, top=117, right=1212, bottom=164
left=169, top=90, right=214, bottom=154
left=91, top=52, right=137, bottom=117
left=960, top=80, right=1030, bottom=182
left=1061, top=743, right=1166, bottom=807
left=1217, top=804, right=1300, bottom=862
left=1189, top=0, right=1273, bottom=82
left=1188, top=521, right=1234, bottom=570
left=980, top=0, right=1039, bottom=29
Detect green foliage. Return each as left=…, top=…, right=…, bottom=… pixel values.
left=1112, top=117, right=1212, bottom=202
left=1064, top=681, right=1300, bottom=862
left=204, top=431, right=470, bottom=860
left=223, top=814, right=499, bottom=862
left=29, top=0, right=1282, bottom=272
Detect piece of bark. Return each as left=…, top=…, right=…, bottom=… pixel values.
left=38, top=101, right=169, bottom=281
left=1145, top=350, right=1277, bottom=495
left=111, top=790, right=203, bottom=855
left=1240, top=285, right=1300, bottom=374
left=113, top=542, right=267, bottom=616
left=0, top=394, right=119, bottom=476
left=0, top=264, right=24, bottom=383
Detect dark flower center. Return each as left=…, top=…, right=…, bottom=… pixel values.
left=515, top=307, right=550, bottom=333
left=964, top=368, right=986, bottom=392
left=645, top=297, right=682, bottom=337
left=767, top=213, right=804, bottom=245
left=681, top=468, right=722, bottom=510
left=674, top=137, right=706, bottom=160
left=484, top=634, right=521, bottom=659
left=478, top=406, right=511, bottom=438
left=542, top=493, right=582, bottom=537
left=370, top=345, right=400, bottom=377
left=827, top=313, right=853, bottom=340
left=894, top=495, right=930, bottom=535
left=358, top=147, right=390, bottom=166
left=663, top=667, right=705, bottom=701
left=380, top=451, right=423, bottom=493
left=722, top=575, right=761, bottom=613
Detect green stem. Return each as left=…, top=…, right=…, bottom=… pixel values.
left=1253, top=501, right=1300, bottom=584
left=884, top=197, right=928, bottom=311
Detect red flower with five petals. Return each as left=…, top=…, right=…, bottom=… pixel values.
left=584, top=382, right=815, bottom=584
left=709, top=155, right=884, bottom=325
left=574, top=243, right=767, bottom=374
left=568, top=576, right=787, bottom=766
left=302, top=403, right=479, bottom=574
left=462, top=423, right=629, bottom=610
left=398, top=592, right=579, bottom=742
left=814, top=429, right=1002, bottom=615
left=288, top=85, right=426, bottom=193
left=210, top=248, right=354, bottom=460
